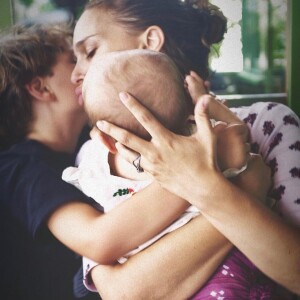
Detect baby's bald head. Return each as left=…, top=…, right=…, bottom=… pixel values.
left=82, top=49, right=190, bottom=139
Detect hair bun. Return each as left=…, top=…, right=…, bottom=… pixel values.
left=184, top=0, right=227, bottom=45
left=184, top=0, right=209, bottom=10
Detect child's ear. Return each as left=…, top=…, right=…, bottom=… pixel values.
left=25, top=77, right=54, bottom=102
left=139, top=25, right=165, bottom=51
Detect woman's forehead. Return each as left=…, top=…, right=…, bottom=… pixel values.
left=73, top=9, right=112, bottom=45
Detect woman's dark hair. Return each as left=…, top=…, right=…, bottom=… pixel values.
left=85, top=0, right=227, bottom=79
left=0, top=23, right=73, bottom=150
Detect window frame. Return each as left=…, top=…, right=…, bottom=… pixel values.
left=0, top=0, right=298, bottom=116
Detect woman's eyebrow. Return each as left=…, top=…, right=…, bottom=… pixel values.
left=74, top=33, right=100, bottom=50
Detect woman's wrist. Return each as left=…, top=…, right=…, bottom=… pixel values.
left=182, top=169, right=226, bottom=212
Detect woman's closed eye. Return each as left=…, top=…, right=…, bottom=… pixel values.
left=86, top=48, right=97, bottom=59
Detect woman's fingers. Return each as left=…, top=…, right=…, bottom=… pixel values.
left=207, top=98, right=243, bottom=125
left=89, top=126, right=101, bottom=140
left=193, top=96, right=218, bottom=160
left=96, top=120, right=150, bottom=156
left=216, top=124, right=251, bottom=171
left=115, top=142, right=144, bottom=169
left=90, top=126, right=117, bottom=154
left=119, top=92, right=170, bottom=139
left=186, top=71, right=208, bottom=104
left=194, top=96, right=215, bottom=135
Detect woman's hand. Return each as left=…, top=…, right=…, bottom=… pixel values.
left=90, top=125, right=117, bottom=154
left=186, top=71, right=250, bottom=172
left=97, top=92, right=223, bottom=203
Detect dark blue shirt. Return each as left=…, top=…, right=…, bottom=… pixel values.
left=0, top=140, right=100, bottom=300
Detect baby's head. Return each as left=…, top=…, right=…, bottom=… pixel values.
left=82, top=49, right=190, bottom=139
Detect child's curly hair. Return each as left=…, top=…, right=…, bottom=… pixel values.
left=0, top=23, right=73, bottom=150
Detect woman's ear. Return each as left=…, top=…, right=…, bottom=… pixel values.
left=25, top=77, right=54, bottom=102
left=139, top=26, right=165, bottom=51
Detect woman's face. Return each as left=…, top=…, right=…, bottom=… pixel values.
left=72, top=8, right=143, bottom=104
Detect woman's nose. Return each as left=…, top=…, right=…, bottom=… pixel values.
left=71, top=64, right=84, bottom=85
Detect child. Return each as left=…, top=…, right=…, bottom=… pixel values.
left=63, top=49, right=274, bottom=297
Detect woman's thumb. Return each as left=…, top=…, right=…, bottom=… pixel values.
left=194, top=95, right=213, bottom=132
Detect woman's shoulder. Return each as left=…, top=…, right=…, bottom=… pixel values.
left=230, top=102, right=300, bottom=158
left=231, top=102, right=300, bottom=148
left=231, top=102, right=300, bottom=224
left=231, top=102, right=299, bottom=126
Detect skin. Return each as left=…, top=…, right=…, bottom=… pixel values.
left=72, top=9, right=145, bottom=89
left=69, top=7, right=279, bottom=299
left=39, top=51, right=194, bottom=266
left=26, top=52, right=87, bottom=153
left=98, top=88, right=300, bottom=295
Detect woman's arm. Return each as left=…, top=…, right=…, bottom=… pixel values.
left=91, top=216, right=232, bottom=300
left=47, top=181, right=189, bottom=264
left=97, top=93, right=300, bottom=294
left=90, top=154, right=271, bottom=299
left=49, top=71, right=249, bottom=266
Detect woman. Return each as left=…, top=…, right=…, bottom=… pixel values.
left=0, top=22, right=259, bottom=299
left=71, top=0, right=300, bottom=298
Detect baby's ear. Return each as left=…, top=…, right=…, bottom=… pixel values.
left=139, top=25, right=165, bottom=51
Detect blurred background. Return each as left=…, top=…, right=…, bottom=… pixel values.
left=0, top=0, right=299, bottom=115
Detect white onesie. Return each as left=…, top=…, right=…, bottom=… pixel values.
left=62, top=139, right=200, bottom=291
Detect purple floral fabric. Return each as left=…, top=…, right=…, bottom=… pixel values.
left=191, top=102, right=300, bottom=299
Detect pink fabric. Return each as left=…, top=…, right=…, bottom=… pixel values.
left=191, top=249, right=276, bottom=300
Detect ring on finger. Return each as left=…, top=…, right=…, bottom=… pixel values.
left=133, top=154, right=144, bottom=173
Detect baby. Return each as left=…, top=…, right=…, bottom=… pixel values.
left=63, top=49, right=200, bottom=275
left=63, top=49, right=274, bottom=297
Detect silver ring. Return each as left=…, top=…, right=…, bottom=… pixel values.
left=133, top=155, right=144, bottom=173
